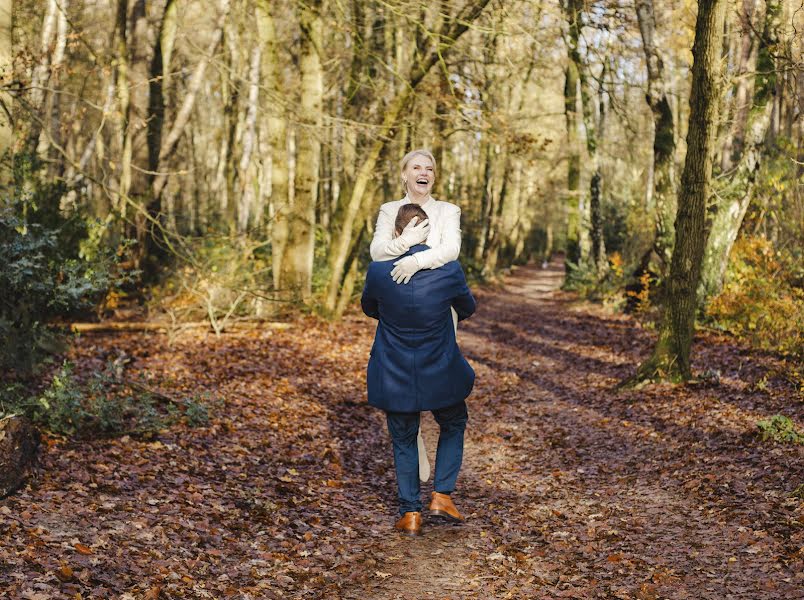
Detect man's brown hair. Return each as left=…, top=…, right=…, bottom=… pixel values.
left=395, top=204, right=429, bottom=236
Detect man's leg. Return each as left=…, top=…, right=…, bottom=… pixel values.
left=385, top=411, right=422, bottom=516
left=431, top=401, right=469, bottom=494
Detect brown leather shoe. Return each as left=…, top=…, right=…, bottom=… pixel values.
left=428, top=491, right=465, bottom=523
left=394, top=511, right=422, bottom=536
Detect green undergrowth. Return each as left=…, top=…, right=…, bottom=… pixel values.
left=1, top=360, right=218, bottom=439
left=756, top=415, right=804, bottom=445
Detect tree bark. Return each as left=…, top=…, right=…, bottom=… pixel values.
left=699, top=0, right=780, bottom=302
left=152, top=0, right=231, bottom=201
left=719, top=0, right=760, bottom=173
left=280, top=0, right=324, bottom=302
left=323, top=0, right=492, bottom=313
left=635, top=0, right=727, bottom=382
left=255, top=1, right=289, bottom=291
left=0, top=0, right=12, bottom=184
left=635, top=0, right=677, bottom=271
left=562, top=0, right=585, bottom=267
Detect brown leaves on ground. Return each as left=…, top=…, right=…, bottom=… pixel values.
left=1, top=263, right=802, bottom=599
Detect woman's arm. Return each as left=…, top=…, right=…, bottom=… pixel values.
left=409, top=204, right=461, bottom=270
left=370, top=205, right=407, bottom=261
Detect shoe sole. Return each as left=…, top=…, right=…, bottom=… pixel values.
left=395, top=528, right=422, bottom=536
left=428, top=509, right=465, bottom=523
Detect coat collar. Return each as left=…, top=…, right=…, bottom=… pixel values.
left=402, top=194, right=435, bottom=210
left=406, top=243, right=430, bottom=256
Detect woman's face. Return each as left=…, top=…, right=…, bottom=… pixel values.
left=403, top=155, right=435, bottom=200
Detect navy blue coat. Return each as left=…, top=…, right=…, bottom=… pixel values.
left=361, top=244, right=476, bottom=413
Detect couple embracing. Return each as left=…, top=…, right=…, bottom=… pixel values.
left=361, top=149, right=476, bottom=537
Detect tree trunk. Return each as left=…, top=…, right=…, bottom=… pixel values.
left=279, top=0, right=324, bottom=302
left=563, top=0, right=585, bottom=267
left=699, top=0, right=780, bottom=302
left=237, top=45, right=261, bottom=234
left=719, top=0, right=760, bottom=173
left=635, top=0, right=677, bottom=271
left=255, top=1, right=289, bottom=291
left=635, top=0, right=727, bottom=382
left=152, top=0, right=231, bottom=200
left=0, top=416, right=39, bottom=499
left=0, top=0, right=13, bottom=186
left=147, top=0, right=177, bottom=176
left=323, top=0, right=492, bottom=313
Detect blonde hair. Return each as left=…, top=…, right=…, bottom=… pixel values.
left=400, top=149, right=437, bottom=192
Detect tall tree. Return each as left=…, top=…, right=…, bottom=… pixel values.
left=323, top=0, right=493, bottom=313
left=280, top=0, right=324, bottom=302
left=255, top=0, right=289, bottom=292
left=635, top=0, right=728, bottom=381
left=635, top=0, right=677, bottom=271
left=699, top=0, right=781, bottom=302
left=0, top=0, right=12, bottom=181
left=561, top=0, right=587, bottom=268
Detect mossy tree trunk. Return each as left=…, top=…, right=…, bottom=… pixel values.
left=562, top=0, right=586, bottom=268
left=699, top=0, right=781, bottom=303
left=635, top=0, right=677, bottom=273
left=279, top=0, right=324, bottom=303
left=635, top=0, right=727, bottom=382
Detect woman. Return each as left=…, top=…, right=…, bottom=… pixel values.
left=370, top=149, right=462, bottom=283
left=369, top=149, right=464, bottom=483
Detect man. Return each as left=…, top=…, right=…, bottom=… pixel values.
left=361, top=203, right=476, bottom=536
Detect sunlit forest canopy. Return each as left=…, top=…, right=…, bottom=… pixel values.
left=1, top=0, right=801, bottom=350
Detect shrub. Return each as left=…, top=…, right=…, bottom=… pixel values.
left=707, top=236, right=803, bottom=357
left=0, top=187, right=125, bottom=373
left=0, top=361, right=217, bottom=438
left=756, top=415, right=804, bottom=445
left=149, top=235, right=275, bottom=332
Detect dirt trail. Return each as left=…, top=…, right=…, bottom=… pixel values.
left=342, top=261, right=802, bottom=599
left=1, top=262, right=801, bottom=599
left=343, top=263, right=566, bottom=600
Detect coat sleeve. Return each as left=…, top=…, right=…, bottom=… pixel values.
left=369, top=204, right=409, bottom=261
left=360, top=270, right=380, bottom=320
left=450, top=263, right=476, bottom=322
left=409, top=204, right=461, bottom=270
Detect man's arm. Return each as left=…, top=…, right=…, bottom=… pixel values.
left=360, top=272, right=380, bottom=320
left=451, top=263, right=476, bottom=321
left=407, top=204, right=461, bottom=270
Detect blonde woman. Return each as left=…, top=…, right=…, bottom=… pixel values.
left=370, top=149, right=463, bottom=484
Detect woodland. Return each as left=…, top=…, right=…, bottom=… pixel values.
left=0, top=0, right=802, bottom=598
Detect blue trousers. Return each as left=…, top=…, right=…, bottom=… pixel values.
left=385, top=401, right=469, bottom=516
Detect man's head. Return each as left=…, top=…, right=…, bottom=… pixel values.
left=394, top=204, right=429, bottom=237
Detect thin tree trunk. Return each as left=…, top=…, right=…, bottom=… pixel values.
left=152, top=0, right=231, bottom=200
left=719, top=0, right=760, bottom=173
left=237, top=45, right=261, bottom=234
left=324, top=0, right=492, bottom=312
left=635, top=0, right=677, bottom=271
left=255, top=0, right=289, bottom=291
left=147, top=0, right=177, bottom=176
left=635, top=0, right=727, bottom=382
left=0, top=0, right=14, bottom=185
left=563, top=0, right=585, bottom=267
left=279, top=0, right=324, bottom=302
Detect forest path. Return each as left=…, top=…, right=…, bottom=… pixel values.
left=1, top=262, right=801, bottom=599
left=342, top=260, right=802, bottom=599
left=340, top=263, right=566, bottom=600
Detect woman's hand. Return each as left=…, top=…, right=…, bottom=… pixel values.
left=391, top=255, right=421, bottom=284
left=398, top=217, right=430, bottom=249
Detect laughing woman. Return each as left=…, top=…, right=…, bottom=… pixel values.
left=369, top=149, right=463, bottom=483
